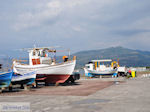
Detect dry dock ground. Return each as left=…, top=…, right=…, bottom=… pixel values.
left=0, top=76, right=150, bottom=112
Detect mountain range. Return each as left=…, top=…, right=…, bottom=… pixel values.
left=0, top=46, right=150, bottom=69
left=71, top=46, right=150, bottom=69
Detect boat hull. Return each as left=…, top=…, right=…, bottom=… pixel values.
left=14, top=60, right=76, bottom=84
left=84, top=68, right=116, bottom=77
left=11, top=78, right=35, bottom=85
left=0, top=72, right=12, bottom=88
left=37, top=74, right=70, bottom=83
left=11, top=72, right=36, bottom=85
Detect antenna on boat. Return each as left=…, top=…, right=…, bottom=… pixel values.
left=68, top=49, right=71, bottom=59
left=18, top=46, right=61, bottom=51
left=33, top=44, right=36, bottom=48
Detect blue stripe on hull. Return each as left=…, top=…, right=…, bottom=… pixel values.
left=85, top=73, right=94, bottom=77
left=0, top=72, right=12, bottom=88
left=85, top=72, right=114, bottom=77
left=92, top=73, right=114, bottom=76
left=26, top=78, right=35, bottom=85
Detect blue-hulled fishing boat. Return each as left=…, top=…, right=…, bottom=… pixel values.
left=11, top=71, right=36, bottom=85
left=0, top=71, right=13, bottom=88
left=84, top=59, right=117, bottom=77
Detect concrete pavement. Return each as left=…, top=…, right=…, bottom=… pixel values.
left=0, top=77, right=150, bottom=112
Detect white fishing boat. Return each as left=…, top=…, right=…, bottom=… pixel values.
left=84, top=59, right=117, bottom=77
left=13, top=47, right=76, bottom=84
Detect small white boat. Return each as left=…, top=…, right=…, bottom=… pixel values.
left=11, top=71, right=36, bottom=85
left=84, top=59, right=117, bottom=77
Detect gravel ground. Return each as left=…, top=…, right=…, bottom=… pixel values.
left=1, top=77, right=150, bottom=112
left=0, top=79, right=115, bottom=96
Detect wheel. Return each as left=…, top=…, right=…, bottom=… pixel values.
left=71, top=79, right=75, bottom=83
left=65, top=80, right=69, bottom=84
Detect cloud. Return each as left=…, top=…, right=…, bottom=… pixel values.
left=120, top=31, right=150, bottom=51
left=13, top=1, right=62, bottom=31
left=131, top=17, right=150, bottom=30
left=72, top=26, right=85, bottom=32
left=1, top=0, right=150, bottom=54
left=13, top=0, right=91, bottom=31
left=112, top=29, right=150, bottom=36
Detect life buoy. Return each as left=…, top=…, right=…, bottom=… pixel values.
left=111, top=61, right=119, bottom=68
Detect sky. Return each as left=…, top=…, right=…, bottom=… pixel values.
left=0, top=0, right=150, bottom=57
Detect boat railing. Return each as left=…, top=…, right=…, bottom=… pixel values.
left=63, top=55, right=76, bottom=62
left=52, top=56, right=76, bottom=66
left=13, top=59, right=29, bottom=65
left=66, top=56, right=76, bottom=62
left=13, top=56, right=76, bottom=66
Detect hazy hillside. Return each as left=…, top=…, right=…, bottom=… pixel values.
left=1, top=46, right=150, bottom=69
left=72, top=46, right=150, bottom=68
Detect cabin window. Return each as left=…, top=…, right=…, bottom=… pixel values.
left=87, top=66, right=90, bottom=68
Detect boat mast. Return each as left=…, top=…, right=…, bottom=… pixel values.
left=28, top=50, right=33, bottom=65
left=68, top=49, right=70, bottom=59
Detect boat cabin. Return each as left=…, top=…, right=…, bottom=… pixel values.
left=28, top=48, right=56, bottom=65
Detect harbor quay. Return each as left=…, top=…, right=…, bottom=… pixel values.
left=0, top=75, right=150, bottom=112
left=1, top=0, right=150, bottom=111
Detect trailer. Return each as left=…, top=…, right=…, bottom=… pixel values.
left=117, top=67, right=127, bottom=77
left=65, top=70, right=80, bottom=83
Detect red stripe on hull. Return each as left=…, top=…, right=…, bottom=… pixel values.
left=36, top=74, right=70, bottom=83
